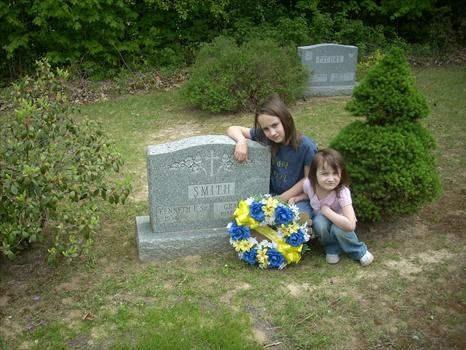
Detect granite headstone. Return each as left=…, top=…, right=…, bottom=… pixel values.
left=135, top=135, right=270, bottom=261
left=297, top=43, right=358, bottom=96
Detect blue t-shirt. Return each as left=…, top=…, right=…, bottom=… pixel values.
left=250, top=128, right=318, bottom=195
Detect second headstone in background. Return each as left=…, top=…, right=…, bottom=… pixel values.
left=297, top=43, right=358, bottom=97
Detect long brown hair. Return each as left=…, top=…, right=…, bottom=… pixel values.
left=309, top=148, right=350, bottom=194
left=254, top=95, right=301, bottom=155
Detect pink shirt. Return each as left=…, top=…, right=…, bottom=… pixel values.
left=303, top=178, right=353, bottom=215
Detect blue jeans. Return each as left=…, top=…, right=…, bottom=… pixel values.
left=295, top=200, right=313, bottom=219
left=312, top=214, right=367, bottom=260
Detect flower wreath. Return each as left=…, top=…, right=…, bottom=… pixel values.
left=226, top=194, right=311, bottom=269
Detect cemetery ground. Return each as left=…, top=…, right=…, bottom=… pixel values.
left=0, top=65, right=465, bottom=349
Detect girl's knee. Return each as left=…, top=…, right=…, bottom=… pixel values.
left=332, top=227, right=359, bottom=245
left=330, top=225, right=347, bottom=237
left=312, top=215, right=328, bottom=235
left=312, top=215, right=328, bottom=231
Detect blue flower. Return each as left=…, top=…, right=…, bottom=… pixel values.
left=241, top=248, right=258, bottom=265
left=286, top=230, right=306, bottom=246
left=249, top=201, right=265, bottom=222
left=274, top=205, right=293, bottom=225
left=267, top=248, right=286, bottom=269
left=228, top=222, right=250, bottom=241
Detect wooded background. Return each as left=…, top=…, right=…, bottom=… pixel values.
left=1, top=0, right=464, bottom=82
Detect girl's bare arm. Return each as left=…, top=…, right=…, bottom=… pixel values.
left=227, top=126, right=251, bottom=161
left=320, top=204, right=357, bottom=232
left=288, top=192, right=309, bottom=205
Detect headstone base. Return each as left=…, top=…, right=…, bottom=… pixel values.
left=305, top=84, right=356, bottom=97
left=135, top=216, right=230, bottom=261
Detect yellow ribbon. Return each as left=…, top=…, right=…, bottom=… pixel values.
left=234, top=200, right=259, bottom=229
left=255, top=226, right=303, bottom=264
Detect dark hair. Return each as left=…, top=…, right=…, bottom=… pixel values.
left=254, top=95, right=301, bottom=155
left=309, top=148, right=350, bottom=194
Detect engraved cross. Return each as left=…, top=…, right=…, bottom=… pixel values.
left=205, top=150, right=220, bottom=177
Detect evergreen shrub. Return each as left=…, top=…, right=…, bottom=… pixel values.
left=182, top=36, right=307, bottom=112
left=0, top=60, right=131, bottom=261
left=346, top=47, right=429, bottom=125
left=330, top=122, right=441, bottom=221
left=330, top=47, right=441, bottom=222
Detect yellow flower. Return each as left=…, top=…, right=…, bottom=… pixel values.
left=232, top=239, right=254, bottom=252
left=280, top=222, right=300, bottom=236
left=257, top=248, right=268, bottom=266
left=234, top=200, right=259, bottom=228
left=263, top=196, right=279, bottom=216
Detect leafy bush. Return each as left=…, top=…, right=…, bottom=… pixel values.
left=182, top=36, right=307, bottom=112
left=357, top=49, right=385, bottom=76
left=226, top=16, right=310, bottom=48
left=330, top=122, right=441, bottom=221
left=330, top=47, right=441, bottom=221
left=346, top=47, right=429, bottom=125
left=273, top=17, right=310, bottom=47
left=0, top=59, right=131, bottom=261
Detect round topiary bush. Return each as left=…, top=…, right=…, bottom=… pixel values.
left=346, top=47, right=429, bottom=125
left=330, top=121, right=441, bottom=221
left=330, top=47, right=441, bottom=222
left=182, top=36, right=307, bottom=112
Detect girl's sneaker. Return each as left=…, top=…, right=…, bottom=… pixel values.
left=360, top=251, right=374, bottom=266
left=326, top=254, right=340, bottom=264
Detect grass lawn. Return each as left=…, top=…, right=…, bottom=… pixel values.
left=0, top=65, right=465, bottom=349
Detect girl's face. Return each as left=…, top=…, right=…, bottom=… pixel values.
left=316, top=162, right=341, bottom=192
left=257, top=114, right=285, bottom=144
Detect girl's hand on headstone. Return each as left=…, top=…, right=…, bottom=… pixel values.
left=234, top=139, right=248, bottom=161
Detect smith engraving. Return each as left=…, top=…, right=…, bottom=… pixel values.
left=188, top=182, right=235, bottom=199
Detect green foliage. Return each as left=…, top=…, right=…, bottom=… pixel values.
left=227, top=16, right=310, bottom=47
left=0, top=59, right=131, bottom=261
left=347, top=47, right=429, bottom=125
left=182, top=36, right=307, bottom=112
left=357, top=49, right=385, bottom=76
left=330, top=122, right=441, bottom=221
left=330, top=48, right=441, bottom=222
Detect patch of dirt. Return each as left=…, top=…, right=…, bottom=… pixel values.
left=283, top=282, right=311, bottom=297
left=150, top=120, right=204, bottom=144
left=221, top=283, right=284, bottom=346
left=182, top=255, right=203, bottom=273
left=54, top=273, right=91, bottom=293
left=220, top=282, right=251, bottom=307
left=383, top=249, right=454, bottom=280
left=246, top=304, right=288, bottom=349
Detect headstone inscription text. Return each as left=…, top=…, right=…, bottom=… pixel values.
left=135, top=135, right=271, bottom=261
left=297, top=43, right=358, bottom=96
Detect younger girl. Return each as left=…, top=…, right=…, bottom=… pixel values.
left=227, top=95, right=318, bottom=218
left=290, top=148, right=374, bottom=266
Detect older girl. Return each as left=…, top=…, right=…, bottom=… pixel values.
left=227, top=95, right=318, bottom=218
